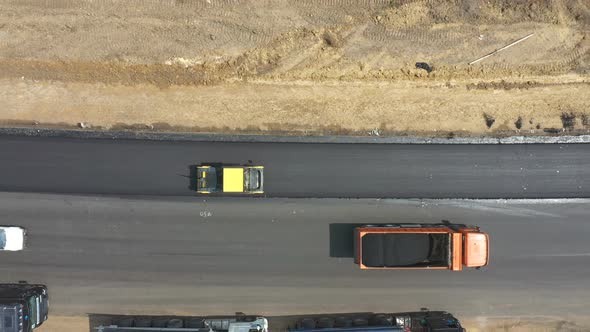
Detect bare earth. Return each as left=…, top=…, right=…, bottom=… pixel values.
left=1, top=0, right=589, bottom=136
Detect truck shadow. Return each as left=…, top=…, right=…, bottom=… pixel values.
left=187, top=164, right=199, bottom=191
left=329, top=223, right=364, bottom=258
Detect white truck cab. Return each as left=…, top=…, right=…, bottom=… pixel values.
left=0, top=226, right=26, bottom=251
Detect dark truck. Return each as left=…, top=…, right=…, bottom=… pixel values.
left=288, top=310, right=465, bottom=332
left=0, top=283, right=48, bottom=332
left=94, top=310, right=463, bottom=332
left=96, top=313, right=268, bottom=332
left=354, top=223, right=489, bottom=271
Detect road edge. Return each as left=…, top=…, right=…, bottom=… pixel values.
left=2, top=127, right=590, bottom=144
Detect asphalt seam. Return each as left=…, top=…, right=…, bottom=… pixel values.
left=3, top=191, right=590, bottom=203
left=2, top=127, right=590, bottom=144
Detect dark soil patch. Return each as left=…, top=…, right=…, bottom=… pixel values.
left=322, top=31, right=343, bottom=48
left=467, top=80, right=542, bottom=90
left=0, top=119, right=80, bottom=129
left=514, top=116, right=523, bottom=129
left=111, top=123, right=155, bottom=131
left=483, top=113, right=496, bottom=128
left=560, top=112, right=576, bottom=130
left=415, top=62, right=433, bottom=73
left=544, top=127, right=561, bottom=134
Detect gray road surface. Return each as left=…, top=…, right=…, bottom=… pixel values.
left=1, top=192, right=589, bottom=318
left=0, top=137, right=589, bottom=198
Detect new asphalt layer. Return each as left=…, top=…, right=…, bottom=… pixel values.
left=0, top=136, right=588, bottom=198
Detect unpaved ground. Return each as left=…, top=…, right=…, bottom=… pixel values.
left=0, top=0, right=589, bottom=136
left=36, top=316, right=590, bottom=332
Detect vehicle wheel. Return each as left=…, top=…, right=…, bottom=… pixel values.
left=352, top=318, right=369, bottom=327
left=362, top=225, right=377, bottom=228
left=317, top=317, right=335, bottom=328
left=167, top=319, right=184, bottom=328
left=187, top=318, right=207, bottom=328
left=334, top=317, right=352, bottom=328
left=134, top=318, right=152, bottom=327
left=369, top=315, right=392, bottom=326
left=298, top=318, right=316, bottom=329
left=152, top=318, right=168, bottom=328
left=369, top=315, right=382, bottom=326
left=115, top=318, right=134, bottom=327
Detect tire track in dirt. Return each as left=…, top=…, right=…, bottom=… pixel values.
left=362, top=23, right=479, bottom=46
left=292, top=0, right=390, bottom=8
left=472, top=46, right=590, bottom=75
left=0, top=60, right=229, bottom=87
left=290, top=0, right=389, bottom=26
left=173, top=0, right=280, bottom=9
left=204, top=20, right=275, bottom=49
left=7, top=0, right=277, bottom=10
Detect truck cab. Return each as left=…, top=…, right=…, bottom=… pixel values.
left=196, top=165, right=264, bottom=194
left=354, top=223, right=489, bottom=271
left=0, top=226, right=26, bottom=251
left=0, top=283, right=49, bottom=332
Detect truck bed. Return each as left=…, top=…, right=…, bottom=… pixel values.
left=359, top=233, right=451, bottom=268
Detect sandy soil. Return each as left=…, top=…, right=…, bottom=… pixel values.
left=36, top=316, right=89, bottom=332
left=36, top=315, right=590, bottom=332
left=0, top=0, right=589, bottom=136
left=461, top=317, right=590, bottom=332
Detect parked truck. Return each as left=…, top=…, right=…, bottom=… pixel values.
left=354, top=223, right=489, bottom=271
left=0, top=282, right=48, bottom=332
left=94, top=310, right=464, bottom=332
left=289, top=309, right=465, bottom=332
left=0, top=226, right=26, bottom=251
left=196, top=164, right=264, bottom=194
left=96, top=313, right=268, bottom=332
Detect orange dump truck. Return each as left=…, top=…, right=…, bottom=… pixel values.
left=354, top=223, right=489, bottom=271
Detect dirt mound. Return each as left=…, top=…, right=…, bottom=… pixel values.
left=379, top=0, right=590, bottom=27
left=1, top=0, right=589, bottom=137
left=1, top=0, right=589, bottom=84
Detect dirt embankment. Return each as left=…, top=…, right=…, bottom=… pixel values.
left=0, top=0, right=589, bottom=136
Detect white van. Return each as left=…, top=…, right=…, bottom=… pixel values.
left=0, top=226, right=26, bottom=251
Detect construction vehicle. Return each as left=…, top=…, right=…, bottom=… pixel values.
left=196, top=164, right=264, bottom=194
left=0, top=226, right=26, bottom=251
left=94, top=310, right=464, bottom=332
left=354, top=222, right=489, bottom=271
left=0, top=282, right=48, bottom=332
left=91, top=308, right=465, bottom=332
left=96, top=313, right=268, bottom=332
left=288, top=309, right=465, bottom=332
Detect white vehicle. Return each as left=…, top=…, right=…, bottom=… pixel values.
left=0, top=226, right=26, bottom=251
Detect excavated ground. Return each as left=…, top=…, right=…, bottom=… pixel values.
left=1, top=0, right=589, bottom=136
